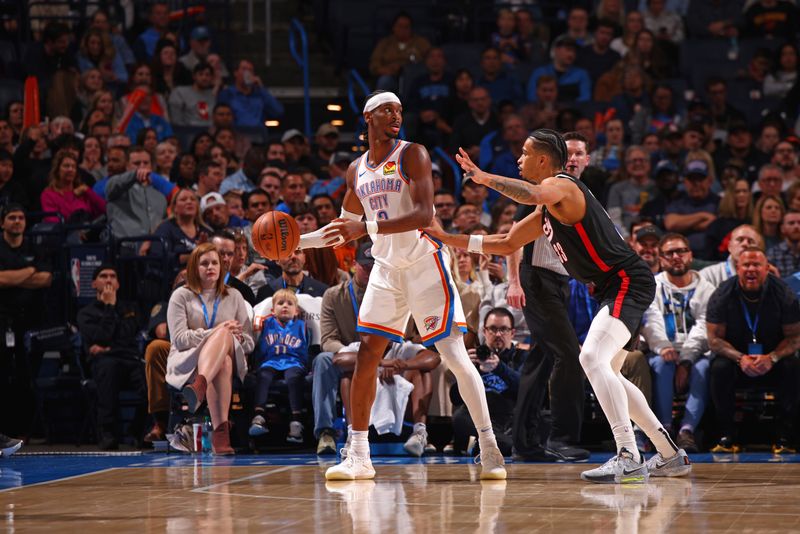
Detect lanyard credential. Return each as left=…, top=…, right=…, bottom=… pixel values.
left=348, top=282, right=360, bottom=318
left=198, top=294, right=220, bottom=329
left=739, top=296, right=761, bottom=344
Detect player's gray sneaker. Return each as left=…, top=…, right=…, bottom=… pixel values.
left=581, top=448, right=648, bottom=484
left=403, top=428, right=428, bottom=457
left=646, top=448, right=692, bottom=477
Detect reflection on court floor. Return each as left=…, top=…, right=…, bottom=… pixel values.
left=1, top=455, right=799, bottom=532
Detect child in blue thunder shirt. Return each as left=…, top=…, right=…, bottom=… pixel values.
left=249, top=289, right=309, bottom=443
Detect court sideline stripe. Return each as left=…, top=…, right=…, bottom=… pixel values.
left=191, top=465, right=298, bottom=493
left=0, top=467, right=119, bottom=493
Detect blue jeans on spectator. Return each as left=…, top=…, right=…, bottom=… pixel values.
left=312, top=352, right=341, bottom=439
left=680, top=358, right=710, bottom=432
left=649, top=354, right=710, bottom=432
left=648, top=354, right=675, bottom=428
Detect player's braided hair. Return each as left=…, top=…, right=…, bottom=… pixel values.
left=528, top=129, right=567, bottom=169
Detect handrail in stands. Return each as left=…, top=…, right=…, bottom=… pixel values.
left=433, top=147, right=462, bottom=199
left=346, top=69, right=370, bottom=147
left=289, top=17, right=311, bottom=138
left=346, top=69, right=370, bottom=116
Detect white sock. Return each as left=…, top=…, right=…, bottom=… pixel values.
left=579, top=308, right=641, bottom=462
left=612, top=423, right=640, bottom=463
left=478, top=426, right=497, bottom=453
left=618, top=375, right=679, bottom=458
left=350, top=430, right=369, bottom=457
left=413, top=422, right=426, bottom=434
left=434, top=332, right=494, bottom=438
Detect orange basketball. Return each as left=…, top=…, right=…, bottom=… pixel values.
left=252, top=211, right=300, bottom=261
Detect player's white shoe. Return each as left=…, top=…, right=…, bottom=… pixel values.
left=325, top=453, right=376, bottom=480
left=646, top=449, right=692, bottom=477
left=476, top=446, right=507, bottom=480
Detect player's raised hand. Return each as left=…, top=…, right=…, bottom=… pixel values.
left=322, top=218, right=366, bottom=247
left=455, top=147, right=489, bottom=186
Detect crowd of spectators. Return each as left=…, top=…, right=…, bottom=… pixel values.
left=2, top=1, right=800, bottom=456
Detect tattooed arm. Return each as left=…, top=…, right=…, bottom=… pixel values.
left=455, top=147, right=567, bottom=206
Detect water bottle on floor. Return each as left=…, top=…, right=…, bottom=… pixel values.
left=201, top=417, right=212, bottom=453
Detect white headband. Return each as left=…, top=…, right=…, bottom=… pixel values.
left=363, top=92, right=401, bottom=113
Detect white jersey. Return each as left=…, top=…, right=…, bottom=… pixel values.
left=355, top=139, right=439, bottom=268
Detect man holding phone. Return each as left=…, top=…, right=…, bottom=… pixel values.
left=706, top=247, right=800, bottom=454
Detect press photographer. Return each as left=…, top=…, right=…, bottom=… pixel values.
left=450, top=307, right=525, bottom=456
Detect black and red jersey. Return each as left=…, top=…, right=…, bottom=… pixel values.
left=541, top=173, right=643, bottom=286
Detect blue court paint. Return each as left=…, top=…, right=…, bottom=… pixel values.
left=1, top=452, right=798, bottom=491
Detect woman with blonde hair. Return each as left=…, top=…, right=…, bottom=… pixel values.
left=150, top=188, right=209, bottom=272
left=77, top=27, right=128, bottom=85
left=166, top=243, right=254, bottom=455
left=705, top=178, right=753, bottom=260
left=752, top=194, right=786, bottom=252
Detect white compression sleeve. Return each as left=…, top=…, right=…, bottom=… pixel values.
left=434, top=330, right=495, bottom=448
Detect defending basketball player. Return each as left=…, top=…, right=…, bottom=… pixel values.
left=297, top=90, right=506, bottom=481
left=425, top=129, right=692, bottom=484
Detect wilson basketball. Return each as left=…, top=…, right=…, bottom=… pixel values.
left=252, top=211, right=300, bottom=261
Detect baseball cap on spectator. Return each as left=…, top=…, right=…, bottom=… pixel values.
left=728, top=121, right=750, bottom=135
left=634, top=225, right=663, bottom=242
left=684, top=159, right=709, bottom=179
left=431, top=162, right=442, bottom=176
left=553, top=35, right=578, bottom=49
left=355, top=242, right=374, bottom=267
left=281, top=129, right=305, bottom=143
left=329, top=151, right=353, bottom=167
left=655, top=160, right=678, bottom=175
left=92, top=262, right=117, bottom=280
left=200, top=192, right=226, bottom=212
left=0, top=203, right=25, bottom=220
left=190, top=26, right=210, bottom=41
left=316, top=123, right=339, bottom=137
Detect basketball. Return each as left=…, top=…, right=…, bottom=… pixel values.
left=252, top=211, right=300, bottom=261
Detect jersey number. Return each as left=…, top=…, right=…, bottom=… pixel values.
left=376, top=210, right=389, bottom=220
left=551, top=242, right=568, bottom=263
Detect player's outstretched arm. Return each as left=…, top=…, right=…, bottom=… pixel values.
left=456, top=147, right=566, bottom=205
left=425, top=208, right=544, bottom=255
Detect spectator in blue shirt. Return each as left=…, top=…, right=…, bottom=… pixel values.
left=133, top=2, right=170, bottom=62
left=124, top=86, right=174, bottom=144
left=476, top=47, right=523, bottom=106
left=664, top=159, right=721, bottom=257
left=217, top=60, right=284, bottom=128
left=527, top=36, right=592, bottom=103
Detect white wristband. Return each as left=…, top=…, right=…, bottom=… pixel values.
left=366, top=220, right=379, bottom=235
left=468, top=234, right=484, bottom=253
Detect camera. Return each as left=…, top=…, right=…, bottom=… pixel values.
left=475, top=345, right=492, bottom=362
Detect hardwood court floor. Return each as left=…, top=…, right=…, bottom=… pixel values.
left=2, top=459, right=800, bottom=533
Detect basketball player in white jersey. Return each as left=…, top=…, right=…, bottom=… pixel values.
left=298, top=91, right=506, bottom=480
